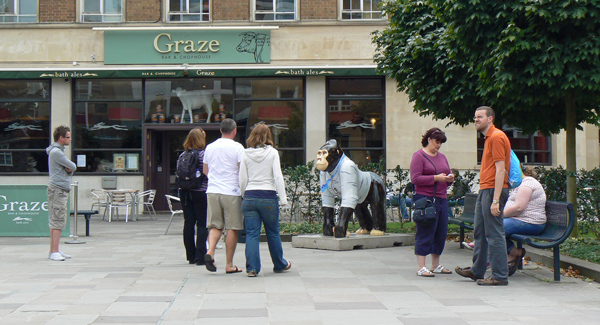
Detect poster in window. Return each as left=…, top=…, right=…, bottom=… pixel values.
left=113, top=153, right=125, bottom=171
left=126, top=153, right=139, bottom=171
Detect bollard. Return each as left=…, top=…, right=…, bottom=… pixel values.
left=65, top=181, right=86, bottom=244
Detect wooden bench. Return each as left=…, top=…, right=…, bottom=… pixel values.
left=448, top=193, right=477, bottom=247
left=69, top=210, right=99, bottom=236
left=509, top=201, right=575, bottom=281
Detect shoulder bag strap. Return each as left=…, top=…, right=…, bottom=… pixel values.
left=420, top=151, right=437, bottom=202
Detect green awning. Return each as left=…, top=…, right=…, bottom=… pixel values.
left=0, top=65, right=378, bottom=79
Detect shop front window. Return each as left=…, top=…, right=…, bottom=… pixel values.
left=234, top=78, right=304, bottom=167
left=0, top=0, right=37, bottom=23
left=327, top=77, right=385, bottom=167
left=145, top=78, right=233, bottom=124
left=168, top=0, right=210, bottom=22
left=477, top=126, right=551, bottom=165
left=73, top=79, right=142, bottom=173
left=0, top=80, right=50, bottom=173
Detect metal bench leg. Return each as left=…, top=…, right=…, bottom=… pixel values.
left=459, top=225, right=465, bottom=249
left=553, top=247, right=561, bottom=281
left=516, top=242, right=524, bottom=270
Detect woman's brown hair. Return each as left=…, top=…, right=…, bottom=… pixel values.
left=522, top=166, right=538, bottom=179
left=246, top=123, right=274, bottom=148
left=183, top=128, right=206, bottom=150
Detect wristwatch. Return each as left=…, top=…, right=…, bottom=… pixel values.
left=492, top=200, right=500, bottom=204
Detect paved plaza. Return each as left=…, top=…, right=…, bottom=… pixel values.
left=1, top=214, right=599, bottom=325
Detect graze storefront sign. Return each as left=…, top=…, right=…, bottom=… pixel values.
left=0, top=185, right=70, bottom=237
left=104, top=30, right=271, bottom=65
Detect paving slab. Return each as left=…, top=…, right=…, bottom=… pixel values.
left=0, top=213, right=598, bottom=325
left=292, top=233, right=414, bottom=250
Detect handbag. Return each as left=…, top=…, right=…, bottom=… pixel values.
left=412, top=152, right=438, bottom=226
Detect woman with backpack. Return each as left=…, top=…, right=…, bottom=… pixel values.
left=239, top=124, right=291, bottom=277
left=177, top=128, right=209, bottom=265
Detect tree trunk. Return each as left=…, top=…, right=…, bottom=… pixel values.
left=565, top=91, right=578, bottom=236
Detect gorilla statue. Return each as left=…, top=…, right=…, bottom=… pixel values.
left=316, top=139, right=387, bottom=238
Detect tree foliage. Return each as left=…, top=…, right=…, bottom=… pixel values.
left=372, top=0, right=600, bottom=135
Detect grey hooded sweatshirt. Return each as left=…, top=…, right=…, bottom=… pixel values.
left=46, top=142, right=77, bottom=191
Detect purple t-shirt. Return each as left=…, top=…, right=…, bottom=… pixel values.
left=410, top=149, right=452, bottom=199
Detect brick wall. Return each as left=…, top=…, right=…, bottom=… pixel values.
left=39, top=0, right=76, bottom=23
left=301, top=0, right=337, bottom=20
left=213, top=0, right=250, bottom=21
left=126, top=0, right=161, bottom=22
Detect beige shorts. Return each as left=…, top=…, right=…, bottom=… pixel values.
left=47, top=184, right=69, bottom=230
left=206, top=193, right=243, bottom=230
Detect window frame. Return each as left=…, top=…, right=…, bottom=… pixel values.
left=167, top=0, right=211, bottom=23
left=326, top=77, right=386, bottom=166
left=80, top=0, right=124, bottom=23
left=72, top=78, right=143, bottom=175
left=476, top=127, right=552, bottom=166
left=0, top=0, right=38, bottom=23
left=339, top=0, right=384, bottom=21
left=252, top=0, right=298, bottom=22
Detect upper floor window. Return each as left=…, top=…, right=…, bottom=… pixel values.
left=477, top=127, right=551, bottom=165
left=0, top=0, right=37, bottom=23
left=168, top=0, right=210, bottom=22
left=254, top=0, right=296, bottom=21
left=341, top=0, right=383, bottom=20
left=81, top=0, right=123, bottom=22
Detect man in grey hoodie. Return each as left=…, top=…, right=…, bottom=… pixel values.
left=46, top=125, right=77, bottom=261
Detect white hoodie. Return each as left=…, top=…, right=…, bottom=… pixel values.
left=239, top=145, right=287, bottom=205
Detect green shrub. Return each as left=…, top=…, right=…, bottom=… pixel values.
left=560, top=237, right=600, bottom=264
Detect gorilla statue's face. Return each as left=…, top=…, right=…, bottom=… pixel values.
left=315, top=139, right=343, bottom=172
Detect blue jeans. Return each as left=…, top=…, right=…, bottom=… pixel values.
left=504, top=218, right=545, bottom=253
left=242, top=198, right=288, bottom=274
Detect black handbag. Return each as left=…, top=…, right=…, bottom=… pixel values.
left=412, top=152, right=438, bottom=226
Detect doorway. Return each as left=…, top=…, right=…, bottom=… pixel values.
left=143, top=125, right=222, bottom=211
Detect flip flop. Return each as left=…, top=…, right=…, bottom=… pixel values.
left=225, top=265, right=243, bottom=274
left=204, top=254, right=216, bottom=272
left=431, top=265, right=453, bottom=274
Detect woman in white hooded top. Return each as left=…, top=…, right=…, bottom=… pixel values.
left=240, top=124, right=291, bottom=277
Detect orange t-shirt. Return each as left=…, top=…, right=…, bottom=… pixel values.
left=479, top=125, right=510, bottom=189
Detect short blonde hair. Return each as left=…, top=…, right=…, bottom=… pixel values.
left=247, top=124, right=273, bottom=148
left=183, top=128, right=206, bottom=150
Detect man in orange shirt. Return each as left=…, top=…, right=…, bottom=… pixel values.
left=456, top=106, right=511, bottom=285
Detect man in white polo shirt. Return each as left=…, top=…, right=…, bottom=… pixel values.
left=203, top=118, right=245, bottom=273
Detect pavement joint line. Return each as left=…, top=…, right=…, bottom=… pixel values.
left=158, top=270, right=191, bottom=324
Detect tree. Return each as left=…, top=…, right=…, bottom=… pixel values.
left=373, top=0, right=600, bottom=234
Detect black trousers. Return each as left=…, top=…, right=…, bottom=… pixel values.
left=179, top=190, right=208, bottom=262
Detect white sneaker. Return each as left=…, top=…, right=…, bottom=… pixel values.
left=49, top=252, right=65, bottom=261
left=59, top=251, right=72, bottom=259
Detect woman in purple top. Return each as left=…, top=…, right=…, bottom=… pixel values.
left=410, top=128, right=455, bottom=277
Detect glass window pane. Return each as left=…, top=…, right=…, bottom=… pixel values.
left=0, top=80, right=50, bottom=99
left=345, top=149, right=384, bottom=168
left=351, top=0, right=360, bottom=10
left=328, top=99, right=383, bottom=148
left=276, top=0, right=294, bottom=12
left=74, top=102, right=142, bottom=149
left=0, top=0, right=15, bottom=13
left=329, top=78, right=382, bottom=96
left=82, top=15, right=102, bottom=22
left=104, top=0, right=122, bottom=14
left=0, top=101, right=51, bottom=149
left=189, top=0, right=201, bottom=13
left=20, top=0, right=37, bottom=15
left=235, top=100, right=304, bottom=148
left=256, top=0, right=274, bottom=11
left=75, top=80, right=142, bottom=101
left=235, top=78, right=303, bottom=99
left=84, top=0, right=100, bottom=12
left=279, top=150, right=303, bottom=169
left=0, top=151, right=49, bottom=172
left=170, top=0, right=186, bottom=12
left=72, top=150, right=141, bottom=173
left=255, top=13, right=273, bottom=20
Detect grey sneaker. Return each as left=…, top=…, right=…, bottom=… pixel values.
left=476, top=276, right=508, bottom=286
left=49, top=252, right=65, bottom=261
left=455, top=266, right=482, bottom=281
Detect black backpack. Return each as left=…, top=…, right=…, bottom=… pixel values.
left=175, top=149, right=203, bottom=190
